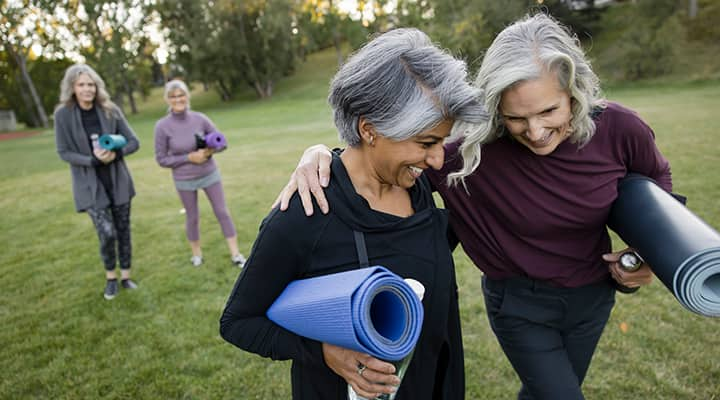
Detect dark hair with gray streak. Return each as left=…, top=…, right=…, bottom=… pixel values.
left=329, top=28, right=487, bottom=147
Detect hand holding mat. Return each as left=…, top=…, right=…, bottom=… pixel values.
left=266, top=266, right=424, bottom=361
left=98, top=134, right=127, bottom=151
left=608, top=174, right=720, bottom=317
left=195, top=131, right=227, bottom=151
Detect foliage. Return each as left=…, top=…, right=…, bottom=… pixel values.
left=591, top=0, right=720, bottom=82
left=684, top=0, right=720, bottom=43
left=156, top=0, right=298, bottom=100
left=0, top=53, right=71, bottom=125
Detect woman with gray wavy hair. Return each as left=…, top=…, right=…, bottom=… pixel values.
left=275, top=13, right=674, bottom=400
left=221, top=27, right=486, bottom=400
left=54, top=64, right=141, bottom=301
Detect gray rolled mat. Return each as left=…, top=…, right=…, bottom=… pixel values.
left=608, top=174, right=720, bottom=317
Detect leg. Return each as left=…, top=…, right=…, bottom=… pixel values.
left=562, top=282, right=615, bottom=385
left=202, top=181, right=241, bottom=258
left=87, top=207, right=118, bottom=279
left=177, top=189, right=201, bottom=256
left=111, top=202, right=132, bottom=277
left=482, top=278, right=585, bottom=400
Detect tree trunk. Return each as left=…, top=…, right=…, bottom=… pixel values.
left=329, top=0, right=343, bottom=66
left=5, top=43, right=49, bottom=128
left=689, top=0, right=698, bottom=18
left=333, top=29, right=343, bottom=66
left=121, top=71, right=138, bottom=114
left=217, top=80, right=232, bottom=101
left=252, top=81, right=273, bottom=99
left=15, top=71, right=40, bottom=127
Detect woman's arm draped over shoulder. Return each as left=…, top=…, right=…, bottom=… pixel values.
left=273, top=144, right=334, bottom=216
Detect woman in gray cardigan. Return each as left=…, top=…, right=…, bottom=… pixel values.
left=54, top=64, right=140, bottom=301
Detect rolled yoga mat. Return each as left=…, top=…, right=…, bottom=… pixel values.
left=608, top=174, right=720, bottom=317
left=267, top=266, right=424, bottom=361
left=98, top=134, right=127, bottom=151
left=204, top=131, right=227, bottom=149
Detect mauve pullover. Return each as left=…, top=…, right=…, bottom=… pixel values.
left=154, top=110, right=218, bottom=181
left=427, top=102, right=672, bottom=288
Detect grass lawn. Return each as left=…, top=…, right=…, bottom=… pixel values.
left=1, top=48, right=719, bottom=399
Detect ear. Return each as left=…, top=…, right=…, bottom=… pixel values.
left=358, top=117, right=376, bottom=146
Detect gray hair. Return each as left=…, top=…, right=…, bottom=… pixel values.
left=164, top=79, right=191, bottom=108
left=449, top=13, right=605, bottom=185
left=57, top=64, right=116, bottom=116
left=329, top=28, right=487, bottom=147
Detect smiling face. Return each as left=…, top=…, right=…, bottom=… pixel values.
left=500, top=71, right=573, bottom=156
left=166, top=88, right=189, bottom=113
left=73, top=73, right=97, bottom=109
left=370, top=119, right=453, bottom=189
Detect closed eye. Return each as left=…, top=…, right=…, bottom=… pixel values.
left=418, top=140, right=441, bottom=149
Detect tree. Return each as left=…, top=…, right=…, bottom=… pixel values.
left=156, top=0, right=298, bottom=100
left=0, top=1, right=51, bottom=127
left=60, top=0, right=159, bottom=114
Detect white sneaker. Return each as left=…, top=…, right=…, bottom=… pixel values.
left=190, top=255, right=203, bottom=267
left=231, top=253, right=246, bottom=268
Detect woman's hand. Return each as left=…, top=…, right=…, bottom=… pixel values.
left=603, top=248, right=654, bottom=289
left=93, top=148, right=116, bottom=164
left=322, top=343, right=400, bottom=398
left=272, top=144, right=333, bottom=216
left=188, top=148, right=213, bottom=164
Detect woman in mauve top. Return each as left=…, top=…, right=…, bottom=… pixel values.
left=154, top=79, right=246, bottom=268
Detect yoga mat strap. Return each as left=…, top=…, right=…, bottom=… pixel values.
left=354, top=231, right=369, bottom=268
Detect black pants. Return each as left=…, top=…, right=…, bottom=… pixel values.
left=87, top=202, right=132, bottom=271
left=482, top=276, right=615, bottom=400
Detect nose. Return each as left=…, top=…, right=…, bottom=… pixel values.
left=525, top=117, right=546, bottom=141
left=426, top=144, right=445, bottom=170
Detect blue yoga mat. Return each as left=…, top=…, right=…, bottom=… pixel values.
left=98, top=134, right=127, bottom=151
left=608, top=174, right=720, bottom=317
left=267, top=266, right=424, bottom=361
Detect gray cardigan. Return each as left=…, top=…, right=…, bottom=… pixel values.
left=54, top=103, right=140, bottom=212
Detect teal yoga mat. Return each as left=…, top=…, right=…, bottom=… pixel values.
left=608, top=174, right=720, bottom=317
left=98, top=134, right=127, bottom=151
left=267, top=266, right=424, bottom=361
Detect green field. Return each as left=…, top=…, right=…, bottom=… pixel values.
left=1, top=48, right=719, bottom=399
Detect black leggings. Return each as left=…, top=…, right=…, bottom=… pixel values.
left=87, top=202, right=132, bottom=271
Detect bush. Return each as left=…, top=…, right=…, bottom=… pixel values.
left=604, top=15, right=682, bottom=81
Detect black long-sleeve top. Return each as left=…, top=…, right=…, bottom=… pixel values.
left=220, top=154, right=464, bottom=400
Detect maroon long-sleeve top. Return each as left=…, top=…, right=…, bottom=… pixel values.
left=428, top=102, right=672, bottom=287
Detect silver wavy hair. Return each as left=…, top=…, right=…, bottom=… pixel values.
left=329, top=28, right=487, bottom=147
left=57, top=64, right=116, bottom=116
left=164, top=79, right=191, bottom=109
left=449, top=13, right=605, bottom=186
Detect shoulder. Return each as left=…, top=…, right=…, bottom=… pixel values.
left=190, top=111, right=211, bottom=122
left=155, top=114, right=171, bottom=129
left=258, top=198, right=332, bottom=246
left=106, top=104, right=127, bottom=121
left=597, top=102, right=647, bottom=127
left=54, top=105, right=72, bottom=120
